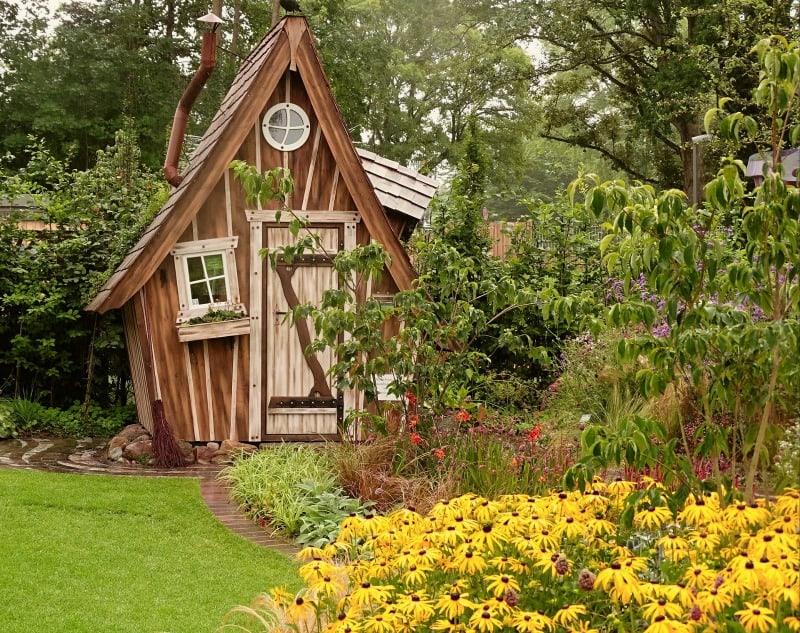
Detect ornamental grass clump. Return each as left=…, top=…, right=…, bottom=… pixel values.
left=225, top=484, right=800, bottom=633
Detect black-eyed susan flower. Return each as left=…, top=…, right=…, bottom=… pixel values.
left=469, top=522, right=508, bottom=552
left=567, top=622, right=599, bottom=633
left=677, top=495, right=721, bottom=527
left=681, top=563, right=718, bottom=590
left=363, top=611, right=398, bottom=633
left=401, top=563, right=431, bottom=587
left=395, top=592, right=435, bottom=623
left=784, top=615, right=800, bottom=631
left=485, top=573, right=521, bottom=598
left=641, top=598, right=684, bottom=622
left=285, top=592, right=318, bottom=625
left=642, top=615, right=689, bottom=633
left=552, top=604, right=587, bottom=628
left=488, top=555, right=529, bottom=575
left=468, top=601, right=504, bottom=633
left=450, top=547, right=488, bottom=575
left=634, top=504, right=673, bottom=529
left=349, top=582, right=391, bottom=609
left=595, top=561, right=644, bottom=605
left=551, top=515, right=585, bottom=540
left=656, top=532, right=691, bottom=562
left=772, top=488, right=799, bottom=516
left=694, top=587, right=734, bottom=616
left=472, top=498, right=504, bottom=523
left=734, top=602, right=777, bottom=633
left=688, top=529, right=720, bottom=554
left=724, top=502, right=770, bottom=530
left=434, top=589, right=477, bottom=620
left=512, top=610, right=555, bottom=633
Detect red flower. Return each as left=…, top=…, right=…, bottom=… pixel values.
left=408, top=414, right=419, bottom=428
left=404, top=392, right=418, bottom=406
left=455, top=409, right=471, bottom=422
left=410, top=432, right=423, bottom=445
left=527, top=424, right=542, bottom=441
left=433, top=448, right=445, bottom=460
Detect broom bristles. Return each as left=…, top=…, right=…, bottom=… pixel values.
left=151, top=399, right=186, bottom=468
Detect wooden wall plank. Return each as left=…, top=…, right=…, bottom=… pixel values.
left=184, top=344, right=201, bottom=439
left=122, top=301, right=154, bottom=432
left=248, top=211, right=263, bottom=441
left=203, top=340, right=215, bottom=441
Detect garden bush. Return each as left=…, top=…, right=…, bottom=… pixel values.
left=226, top=483, right=800, bottom=633
left=219, top=444, right=370, bottom=544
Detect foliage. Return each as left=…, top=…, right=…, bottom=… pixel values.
left=0, top=469, right=301, bottom=633
left=229, top=484, right=800, bottom=633
left=185, top=307, right=246, bottom=325
left=0, top=131, right=165, bottom=410
left=565, top=36, right=800, bottom=500
left=294, top=480, right=373, bottom=549
left=0, top=399, right=17, bottom=439
left=0, top=0, right=223, bottom=170
left=493, top=0, right=800, bottom=192
left=219, top=444, right=339, bottom=538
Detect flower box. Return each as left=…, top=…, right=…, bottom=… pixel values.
left=177, top=317, right=250, bottom=343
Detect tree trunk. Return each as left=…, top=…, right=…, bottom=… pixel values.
left=675, top=119, right=705, bottom=204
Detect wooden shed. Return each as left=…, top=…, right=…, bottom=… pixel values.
left=86, top=16, right=437, bottom=443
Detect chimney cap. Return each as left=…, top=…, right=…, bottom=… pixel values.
left=198, top=12, right=224, bottom=24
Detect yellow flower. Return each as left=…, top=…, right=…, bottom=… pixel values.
left=768, top=584, right=800, bottom=610
left=584, top=516, right=616, bottom=537
left=641, top=599, right=684, bottom=622
left=297, top=545, right=330, bottom=561
left=634, top=504, right=673, bottom=529
left=449, top=547, right=488, bottom=575
left=395, top=592, right=435, bottom=623
left=677, top=495, right=720, bottom=527
left=595, top=562, right=644, bottom=605
left=512, top=610, right=555, bottom=633
left=784, top=616, right=800, bottom=631
left=656, top=532, right=691, bottom=562
left=488, top=555, right=529, bottom=575
left=694, top=587, right=734, bottom=616
left=434, top=589, right=477, bottom=620
left=688, top=530, right=720, bottom=554
left=470, top=522, right=510, bottom=552
left=472, top=497, right=504, bottom=523
left=734, top=602, right=777, bottom=633
left=363, top=611, right=397, bottom=633
left=723, top=502, right=770, bottom=530
left=552, top=604, right=587, bottom=627
left=485, top=573, right=521, bottom=598
left=349, top=582, right=391, bottom=609
left=642, top=616, right=689, bottom=633
left=772, top=488, right=799, bottom=516
left=285, top=591, right=318, bottom=626
left=468, top=602, right=504, bottom=633
left=307, top=568, right=349, bottom=599
left=551, top=516, right=586, bottom=540
left=681, top=563, right=717, bottom=590
left=401, top=563, right=431, bottom=587
left=567, top=622, right=599, bottom=633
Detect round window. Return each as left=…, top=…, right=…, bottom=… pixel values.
left=262, top=103, right=311, bottom=151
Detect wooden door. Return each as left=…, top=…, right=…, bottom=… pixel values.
left=264, top=225, right=341, bottom=437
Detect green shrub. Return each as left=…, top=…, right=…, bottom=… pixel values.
left=219, top=443, right=339, bottom=537
left=295, top=480, right=372, bottom=548
left=0, top=400, right=18, bottom=439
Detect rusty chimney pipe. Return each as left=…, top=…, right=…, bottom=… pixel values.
left=163, top=21, right=219, bottom=187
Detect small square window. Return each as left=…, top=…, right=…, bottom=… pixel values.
left=171, top=237, right=245, bottom=323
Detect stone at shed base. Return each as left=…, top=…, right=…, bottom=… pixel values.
left=195, top=445, right=217, bottom=464
left=176, top=439, right=196, bottom=464
left=107, top=446, right=124, bottom=461
left=220, top=439, right=257, bottom=454
left=123, top=439, right=153, bottom=461
left=118, top=423, right=150, bottom=443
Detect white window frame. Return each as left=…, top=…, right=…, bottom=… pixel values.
left=262, top=102, right=311, bottom=151
left=171, top=236, right=246, bottom=323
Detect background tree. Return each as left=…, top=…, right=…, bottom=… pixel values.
left=471, top=0, right=800, bottom=194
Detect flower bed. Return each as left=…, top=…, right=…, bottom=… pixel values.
left=229, top=484, right=800, bottom=633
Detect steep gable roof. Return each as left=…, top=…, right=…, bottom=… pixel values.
left=87, top=17, right=417, bottom=314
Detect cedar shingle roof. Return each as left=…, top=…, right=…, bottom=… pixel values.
left=357, top=148, right=438, bottom=220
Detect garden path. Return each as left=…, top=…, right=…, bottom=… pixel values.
left=0, top=437, right=299, bottom=556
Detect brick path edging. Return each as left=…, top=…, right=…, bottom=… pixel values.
left=199, top=477, right=300, bottom=557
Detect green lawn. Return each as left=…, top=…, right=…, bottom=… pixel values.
left=0, top=469, right=300, bottom=633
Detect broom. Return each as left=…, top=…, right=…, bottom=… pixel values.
left=151, top=399, right=186, bottom=468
